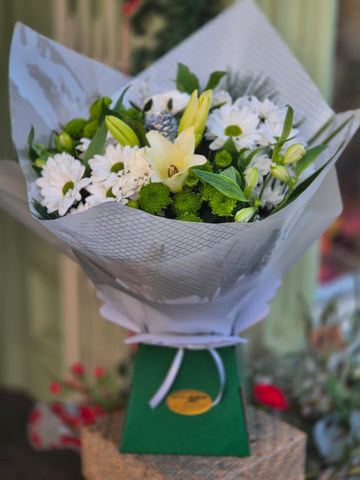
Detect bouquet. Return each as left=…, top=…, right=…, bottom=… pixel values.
left=1, top=0, right=360, bottom=457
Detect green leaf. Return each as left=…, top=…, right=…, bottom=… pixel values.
left=221, top=136, right=238, bottom=154
left=272, top=105, right=294, bottom=162
left=205, top=71, right=227, bottom=91
left=143, top=98, right=153, bottom=112
left=243, top=145, right=267, bottom=166
left=192, top=169, right=247, bottom=202
left=220, top=166, right=242, bottom=186
left=113, top=85, right=131, bottom=114
left=28, top=126, right=35, bottom=148
left=83, top=121, right=107, bottom=166
left=294, top=145, right=328, bottom=177
left=176, top=63, right=200, bottom=94
left=281, top=105, right=294, bottom=142
left=283, top=159, right=331, bottom=205
left=269, top=140, right=345, bottom=215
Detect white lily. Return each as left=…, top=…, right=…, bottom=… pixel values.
left=145, top=127, right=207, bottom=193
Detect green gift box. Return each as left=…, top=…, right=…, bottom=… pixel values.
left=120, top=344, right=250, bottom=456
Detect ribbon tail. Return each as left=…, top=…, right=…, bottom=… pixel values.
left=209, top=348, right=226, bottom=407
left=149, top=347, right=185, bottom=409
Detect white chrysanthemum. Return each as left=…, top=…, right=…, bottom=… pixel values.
left=76, top=137, right=91, bottom=155
left=259, top=118, right=301, bottom=148
left=247, top=152, right=272, bottom=177
left=260, top=181, right=287, bottom=210
left=111, top=146, right=153, bottom=200
left=247, top=96, right=287, bottom=124
left=89, top=143, right=152, bottom=201
left=69, top=201, right=91, bottom=215
left=211, top=90, right=232, bottom=108
left=36, top=153, right=90, bottom=216
left=143, top=89, right=190, bottom=117
left=85, top=181, right=116, bottom=207
left=233, top=96, right=251, bottom=109
left=89, top=143, right=128, bottom=186
left=205, top=103, right=260, bottom=151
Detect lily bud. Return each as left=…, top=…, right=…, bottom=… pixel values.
left=105, top=115, right=140, bottom=147
left=234, top=207, right=257, bottom=223
left=270, top=163, right=291, bottom=185
left=55, top=132, right=73, bottom=153
left=282, top=143, right=306, bottom=165
left=244, top=167, right=259, bottom=198
left=178, top=89, right=212, bottom=146
left=194, top=89, right=212, bottom=145
left=178, top=90, right=198, bottom=133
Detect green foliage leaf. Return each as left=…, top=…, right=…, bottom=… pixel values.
left=176, top=63, right=200, bottom=94
left=294, top=145, right=328, bottom=177
left=221, top=136, right=238, bottom=154
left=272, top=105, right=294, bottom=162
left=283, top=159, right=331, bottom=206
left=113, top=86, right=131, bottom=114
left=220, top=166, right=242, bottom=186
left=193, top=168, right=247, bottom=202
left=142, top=98, right=153, bottom=112
left=32, top=199, right=59, bottom=220
left=28, top=126, right=35, bottom=148
left=83, top=121, right=108, bottom=166
left=205, top=71, right=227, bottom=91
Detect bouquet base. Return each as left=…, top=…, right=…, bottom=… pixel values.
left=120, top=345, right=249, bottom=456
left=81, top=409, right=306, bottom=480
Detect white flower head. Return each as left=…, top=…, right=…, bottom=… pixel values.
left=248, top=152, right=272, bottom=177
left=261, top=181, right=287, bottom=210
left=85, top=181, right=116, bottom=207
left=36, top=153, right=90, bottom=216
left=143, top=89, right=190, bottom=117
left=211, top=90, right=232, bottom=108
left=205, top=103, right=261, bottom=151
left=89, top=143, right=128, bottom=186
left=259, top=118, right=301, bottom=148
left=112, top=146, right=153, bottom=200
left=69, top=201, right=91, bottom=215
left=89, top=143, right=152, bottom=202
left=247, top=96, right=287, bottom=125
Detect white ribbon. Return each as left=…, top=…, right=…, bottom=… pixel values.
left=149, top=347, right=227, bottom=410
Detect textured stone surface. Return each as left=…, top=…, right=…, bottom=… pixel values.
left=82, top=409, right=306, bottom=480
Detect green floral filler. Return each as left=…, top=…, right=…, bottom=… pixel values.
left=209, top=190, right=238, bottom=217
left=172, top=191, right=202, bottom=216
left=214, top=150, right=232, bottom=168
left=138, top=183, right=172, bottom=215
left=30, top=64, right=335, bottom=222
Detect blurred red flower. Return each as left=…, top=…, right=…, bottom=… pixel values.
left=93, top=366, right=107, bottom=379
left=122, top=0, right=141, bottom=17
left=49, top=381, right=62, bottom=395
left=28, top=409, right=42, bottom=425
left=71, top=363, right=85, bottom=376
left=253, top=383, right=289, bottom=410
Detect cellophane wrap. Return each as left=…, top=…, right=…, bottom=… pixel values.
left=3, top=0, right=360, bottom=348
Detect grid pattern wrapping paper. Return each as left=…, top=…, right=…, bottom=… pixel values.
left=3, top=0, right=360, bottom=347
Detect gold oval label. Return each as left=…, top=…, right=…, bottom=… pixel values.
left=166, top=389, right=212, bottom=416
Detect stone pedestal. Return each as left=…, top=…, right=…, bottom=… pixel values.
left=82, top=409, right=306, bottom=480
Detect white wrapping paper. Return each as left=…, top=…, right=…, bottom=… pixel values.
left=2, top=0, right=360, bottom=348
